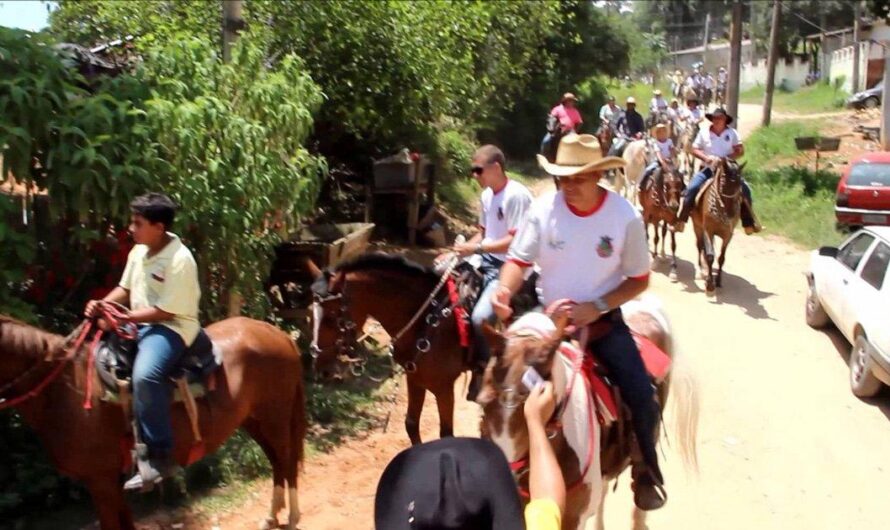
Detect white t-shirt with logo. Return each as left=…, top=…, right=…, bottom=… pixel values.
left=479, top=179, right=533, bottom=261
left=507, top=189, right=650, bottom=306
left=693, top=126, right=741, bottom=159
left=680, top=107, right=703, bottom=123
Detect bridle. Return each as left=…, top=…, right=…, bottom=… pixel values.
left=310, top=259, right=460, bottom=377
left=0, top=301, right=136, bottom=411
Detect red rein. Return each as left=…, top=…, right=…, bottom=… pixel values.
left=0, top=302, right=135, bottom=411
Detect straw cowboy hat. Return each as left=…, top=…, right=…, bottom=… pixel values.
left=653, top=89, right=662, bottom=96
left=626, top=96, right=637, bottom=105
left=562, top=92, right=578, bottom=102
left=537, top=133, right=626, bottom=176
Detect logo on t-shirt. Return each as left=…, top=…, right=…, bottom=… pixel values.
left=596, top=236, right=614, bottom=258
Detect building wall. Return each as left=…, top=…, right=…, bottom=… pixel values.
left=668, top=40, right=754, bottom=73
left=830, top=41, right=872, bottom=93
left=740, top=56, right=811, bottom=91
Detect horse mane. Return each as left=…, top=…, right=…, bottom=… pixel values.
left=0, top=315, right=64, bottom=360
left=311, top=252, right=436, bottom=297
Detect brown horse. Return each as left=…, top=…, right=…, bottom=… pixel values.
left=477, top=299, right=698, bottom=530
left=0, top=315, right=306, bottom=530
left=306, top=253, right=465, bottom=444
left=677, top=121, right=699, bottom=178
left=639, top=161, right=685, bottom=280
left=596, top=123, right=614, bottom=158
left=691, top=158, right=744, bottom=295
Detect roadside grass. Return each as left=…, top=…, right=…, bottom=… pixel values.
left=743, top=122, right=845, bottom=248
left=740, top=81, right=848, bottom=114
left=603, top=79, right=674, bottom=106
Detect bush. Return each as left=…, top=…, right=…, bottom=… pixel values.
left=434, top=120, right=478, bottom=179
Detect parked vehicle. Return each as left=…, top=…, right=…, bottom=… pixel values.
left=806, top=227, right=890, bottom=397
left=846, top=82, right=883, bottom=110
left=835, top=152, right=890, bottom=230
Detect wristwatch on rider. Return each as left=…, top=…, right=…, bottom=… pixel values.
left=475, top=242, right=484, bottom=255
left=592, top=297, right=610, bottom=313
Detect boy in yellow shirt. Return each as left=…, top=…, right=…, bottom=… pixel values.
left=85, top=192, right=200, bottom=491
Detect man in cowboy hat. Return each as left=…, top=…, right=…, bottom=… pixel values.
left=598, top=95, right=621, bottom=130
left=678, top=96, right=704, bottom=126
left=649, top=89, right=668, bottom=115
left=541, top=92, right=584, bottom=161
left=609, top=97, right=645, bottom=158
left=491, top=133, right=668, bottom=511
left=675, top=108, right=762, bottom=234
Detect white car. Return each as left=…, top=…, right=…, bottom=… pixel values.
left=806, top=227, right=890, bottom=397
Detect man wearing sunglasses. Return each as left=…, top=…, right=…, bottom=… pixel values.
left=491, top=133, right=667, bottom=511
left=441, top=145, right=532, bottom=401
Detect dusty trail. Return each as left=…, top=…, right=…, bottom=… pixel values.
left=122, top=105, right=890, bottom=530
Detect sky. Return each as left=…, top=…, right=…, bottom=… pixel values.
left=0, top=0, right=55, bottom=32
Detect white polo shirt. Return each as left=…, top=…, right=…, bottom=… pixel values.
left=680, top=107, right=703, bottom=123
left=120, top=233, right=201, bottom=345
left=693, top=125, right=741, bottom=158
left=479, top=179, right=533, bottom=261
left=656, top=138, right=674, bottom=159
left=507, top=189, right=650, bottom=306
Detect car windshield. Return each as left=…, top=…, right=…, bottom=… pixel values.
left=848, top=163, right=890, bottom=186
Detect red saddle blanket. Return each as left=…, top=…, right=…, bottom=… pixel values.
left=558, top=333, right=671, bottom=425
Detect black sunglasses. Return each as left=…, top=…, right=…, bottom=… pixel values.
left=470, top=165, right=485, bottom=175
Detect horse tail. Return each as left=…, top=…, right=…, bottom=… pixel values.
left=288, top=337, right=308, bottom=467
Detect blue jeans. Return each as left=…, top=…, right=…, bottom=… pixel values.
left=471, top=254, right=504, bottom=368
left=685, top=167, right=753, bottom=204
left=133, top=325, right=186, bottom=456
left=586, top=312, right=661, bottom=481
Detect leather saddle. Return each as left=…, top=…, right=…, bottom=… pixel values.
left=95, top=328, right=219, bottom=400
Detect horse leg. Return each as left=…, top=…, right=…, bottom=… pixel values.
left=704, top=233, right=716, bottom=295
left=86, top=475, right=134, bottom=530
left=244, top=419, right=287, bottom=530
left=595, top=480, right=609, bottom=530
left=669, top=228, right=679, bottom=281
left=716, top=235, right=731, bottom=289
left=632, top=507, right=650, bottom=530
left=652, top=221, right=660, bottom=260
left=660, top=220, right=668, bottom=257
left=405, top=376, right=426, bottom=445
left=434, top=382, right=455, bottom=439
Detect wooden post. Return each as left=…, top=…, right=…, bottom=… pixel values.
left=702, top=12, right=711, bottom=66
left=727, top=0, right=743, bottom=119
left=222, top=0, right=244, bottom=64
left=762, top=0, right=782, bottom=127
left=852, top=1, right=862, bottom=93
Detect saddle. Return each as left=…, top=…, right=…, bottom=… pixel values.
left=695, top=176, right=715, bottom=204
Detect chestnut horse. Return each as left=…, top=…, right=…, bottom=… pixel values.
left=691, top=158, right=744, bottom=295
left=640, top=161, right=685, bottom=280
left=307, top=253, right=465, bottom=444
left=478, top=298, right=699, bottom=530
left=0, top=315, right=306, bottom=530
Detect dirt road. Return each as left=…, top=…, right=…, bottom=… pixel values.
left=133, top=106, right=890, bottom=530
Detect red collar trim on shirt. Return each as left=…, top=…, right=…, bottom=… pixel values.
left=565, top=190, right=608, bottom=217
left=491, top=178, right=509, bottom=195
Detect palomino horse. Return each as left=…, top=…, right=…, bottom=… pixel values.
left=620, top=139, right=655, bottom=205
left=640, top=162, right=685, bottom=280
left=691, top=158, right=745, bottom=295
left=306, top=253, right=465, bottom=444
left=0, top=315, right=306, bottom=530
left=596, top=123, right=614, bottom=158
left=478, top=299, right=699, bottom=530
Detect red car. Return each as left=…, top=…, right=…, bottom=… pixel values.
left=836, top=152, right=890, bottom=229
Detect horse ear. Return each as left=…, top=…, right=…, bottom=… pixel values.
left=480, top=322, right=507, bottom=358
left=304, top=258, right=323, bottom=281
left=739, top=161, right=747, bottom=173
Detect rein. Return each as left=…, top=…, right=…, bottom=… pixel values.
left=0, top=302, right=136, bottom=411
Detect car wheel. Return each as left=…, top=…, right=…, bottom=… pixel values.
left=805, top=280, right=830, bottom=328
left=849, top=335, right=883, bottom=398
left=864, top=96, right=880, bottom=109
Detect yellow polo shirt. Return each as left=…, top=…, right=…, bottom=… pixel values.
left=525, top=499, right=561, bottom=530
left=119, top=233, right=201, bottom=346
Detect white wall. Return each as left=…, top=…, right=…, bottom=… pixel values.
left=668, top=40, right=754, bottom=73
left=739, top=56, right=810, bottom=91
left=830, top=41, right=870, bottom=93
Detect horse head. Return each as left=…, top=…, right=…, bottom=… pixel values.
left=664, top=164, right=684, bottom=212
left=305, top=260, right=359, bottom=381
left=476, top=312, right=567, bottom=462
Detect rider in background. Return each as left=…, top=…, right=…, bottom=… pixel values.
left=598, top=95, right=622, bottom=130
left=679, top=97, right=704, bottom=127
left=609, top=97, right=645, bottom=157
left=649, top=89, right=668, bottom=115
left=493, top=134, right=668, bottom=511
left=675, top=108, right=762, bottom=235
left=439, top=145, right=532, bottom=401
left=84, top=192, right=201, bottom=491
left=541, top=93, right=583, bottom=161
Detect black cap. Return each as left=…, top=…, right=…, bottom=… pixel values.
left=374, top=438, right=524, bottom=530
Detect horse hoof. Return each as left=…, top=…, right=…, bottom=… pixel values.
left=259, top=517, right=279, bottom=530
left=706, top=288, right=716, bottom=297
left=669, top=271, right=678, bottom=282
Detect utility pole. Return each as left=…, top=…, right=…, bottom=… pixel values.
left=727, top=0, right=742, bottom=118
left=702, top=12, right=711, bottom=67
left=852, top=1, right=862, bottom=93
left=882, top=51, right=890, bottom=150
left=762, top=0, right=782, bottom=126
left=222, top=0, right=244, bottom=64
